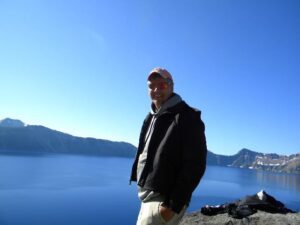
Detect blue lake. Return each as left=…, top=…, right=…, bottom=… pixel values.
left=0, top=153, right=299, bottom=225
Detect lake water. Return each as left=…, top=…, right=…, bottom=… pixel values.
left=0, top=153, right=299, bottom=225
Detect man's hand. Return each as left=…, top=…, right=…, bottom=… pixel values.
left=159, top=205, right=175, bottom=222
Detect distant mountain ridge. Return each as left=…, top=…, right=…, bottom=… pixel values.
left=1, top=118, right=299, bottom=174
left=0, top=118, right=136, bottom=157
left=207, top=148, right=300, bottom=174
left=0, top=118, right=25, bottom=127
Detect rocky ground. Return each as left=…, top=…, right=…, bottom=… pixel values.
left=180, top=210, right=300, bottom=225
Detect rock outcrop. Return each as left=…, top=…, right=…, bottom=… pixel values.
left=180, top=210, right=300, bottom=225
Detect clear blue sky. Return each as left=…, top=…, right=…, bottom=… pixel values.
left=1, top=0, right=299, bottom=155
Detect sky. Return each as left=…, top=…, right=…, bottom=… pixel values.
left=0, top=0, right=299, bottom=156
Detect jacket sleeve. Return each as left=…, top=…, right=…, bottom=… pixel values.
left=167, top=109, right=207, bottom=213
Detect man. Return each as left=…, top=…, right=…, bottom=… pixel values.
left=130, top=67, right=207, bottom=225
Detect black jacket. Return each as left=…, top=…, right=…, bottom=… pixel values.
left=201, top=190, right=295, bottom=218
left=130, top=101, right=207, bottom=213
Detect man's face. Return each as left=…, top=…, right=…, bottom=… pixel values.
left=147, top=77, right=173, bottom=109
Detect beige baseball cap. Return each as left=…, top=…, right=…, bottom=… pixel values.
left=147, top=67, right=173, bottom=81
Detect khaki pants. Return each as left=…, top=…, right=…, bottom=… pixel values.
left=136, top=200, right=187, bottom=225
